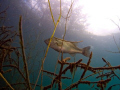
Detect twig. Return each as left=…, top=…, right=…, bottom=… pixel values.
left=65, top=78, right=111, bottom=90
left=3, top=64, right=26, bottom=81
left=110, top=19, right=120, bottom=31
left=0, top=6, right=9, bottom=14
left=93, top=65, right=120, bottom=70
left=33, top=0, right=61, bottom=89
left=102, top=58, right=120, bottom=80
left=96, top=71, right=114, bottom=79
left=0, top=49, right=6, bottom=73
left=19, top=16, right=31, bottom=90
left=113, top=36, right=120, bottom=52
left=0, top=72, right=14, bottom=90
left=80, top=52, right=92, bottom=80
left=42, top=70, right=71, bottom=79
left=108, top=84, right=120, bottom=90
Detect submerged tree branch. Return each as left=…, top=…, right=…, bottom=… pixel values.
left=19, top=16, right=31, bottom=90
left=0, top=72, right=14, bottom=90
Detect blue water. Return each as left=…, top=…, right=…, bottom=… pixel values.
left=0, top=0, right=120, bottom=90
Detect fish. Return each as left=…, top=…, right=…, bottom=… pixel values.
left=44, top=37, right=91, bottom=57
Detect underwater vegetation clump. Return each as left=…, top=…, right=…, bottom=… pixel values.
left=0, top=25, right=17, bottom=90
left=42, top=52, right=120, bottom=90
left=0, top=18, right=19, bottom=90
left=0, top=0, right=120, bottom=90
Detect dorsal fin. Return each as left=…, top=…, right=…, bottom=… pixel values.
left=71, top=41, right=83, bottom=43
left=72, top=41, right=83, bottom=46
left=54, top=37, right=83, bottom=43
left=72, top=42, right=78, bottom=46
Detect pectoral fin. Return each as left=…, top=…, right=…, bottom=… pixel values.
left=56, top=41, right=63, bottom=46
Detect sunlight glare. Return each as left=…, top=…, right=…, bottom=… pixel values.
left=79, top=0, right=120, bottom=36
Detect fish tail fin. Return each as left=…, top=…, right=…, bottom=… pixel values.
left=82, top=46, right=91, bottom=57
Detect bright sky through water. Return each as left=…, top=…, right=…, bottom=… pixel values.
left=28, top=0, right=120, bottom=36
left=79, top=0, right=120, bottom=36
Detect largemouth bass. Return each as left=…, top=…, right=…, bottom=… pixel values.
left=44, top=37, right=91, bottom=57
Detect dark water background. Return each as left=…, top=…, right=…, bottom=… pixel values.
left=0, top=0, right=120, bottom=90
